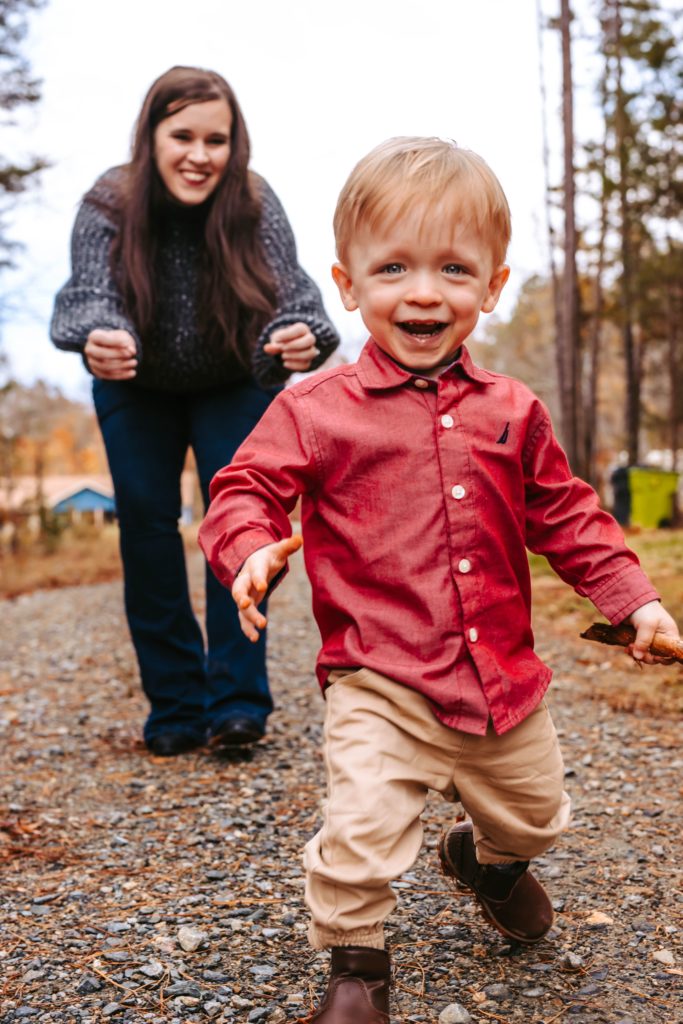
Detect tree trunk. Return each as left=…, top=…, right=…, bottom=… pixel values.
left=666, top=269, right=681, bottom=522
left=560, top=0, right=582, bottom=473
left=584, top=63, right=611, bottom=495
left=613, top=0, right=640, bottom=464
left=537, top=0, right=564, bottom=423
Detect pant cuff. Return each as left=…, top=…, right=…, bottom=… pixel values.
left=307, top=922, right=385, bottom=950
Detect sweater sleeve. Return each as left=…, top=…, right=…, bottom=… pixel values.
left=250, top=178, right=339, bottom=388
left=49, top=191, right=140, bottom=361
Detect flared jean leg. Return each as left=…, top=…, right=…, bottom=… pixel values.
left=93, top=380, right=206, bottom=741
left=203, top=558, right=272, bottom=727
left=190, top=382, right=278, bottom=731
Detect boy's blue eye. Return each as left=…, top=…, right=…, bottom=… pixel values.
left=443, top=263, right=466, bottom=275
left=381, top=263, right=404, bottom=274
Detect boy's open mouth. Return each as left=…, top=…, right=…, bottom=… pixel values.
left=397, top=321, right=447, bottom=337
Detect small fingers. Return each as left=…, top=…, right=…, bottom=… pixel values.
left=87, top=330, right=137, bottom=356
left=237, top=607, right=267, bottom=642
left=87, top=358, right=138, bottom=380
left=265, top=323, right=318, bottom=364
left=280, top=349, right=320, bottom=371
left=630, top=629, right=655, bottom=663
left=232, top=583, right=267, bottom=642
left=267, top=322, right=310, bottom=345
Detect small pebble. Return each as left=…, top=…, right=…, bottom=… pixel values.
left=438, top=1004, right=472, bottom=1024
left=177, top=925, right=208, bottom=952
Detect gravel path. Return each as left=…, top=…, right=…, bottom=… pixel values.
left=1, top=551, right=681, bottom=1024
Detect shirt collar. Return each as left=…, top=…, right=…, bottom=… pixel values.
left=356, top=338, right=496, bottom=391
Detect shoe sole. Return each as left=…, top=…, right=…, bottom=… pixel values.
left=438, top=832, right=553, bottom=946
left=208, top=729, right=264, bottom=750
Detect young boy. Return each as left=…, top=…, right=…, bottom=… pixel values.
left=199, top=138, right=679, bottom=1024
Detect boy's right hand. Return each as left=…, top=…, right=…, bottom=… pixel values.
left=232, top=535, right=303, bottom=641
left=84, top=329, right=138, bottom=380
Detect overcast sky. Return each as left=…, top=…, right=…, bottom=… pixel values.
left=4, top=0, right=585, bottom=400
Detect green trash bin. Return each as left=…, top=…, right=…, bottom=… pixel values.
left=627, top=466, right=679, bottom=528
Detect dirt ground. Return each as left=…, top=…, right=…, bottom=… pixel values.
left=1, top=541, right=681, bottom=1024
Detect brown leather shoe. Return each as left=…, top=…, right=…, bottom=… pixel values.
left=438, top=821, right=554, bottom=944
left=299, top=946, right=391, bottom=1023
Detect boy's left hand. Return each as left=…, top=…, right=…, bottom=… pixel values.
left=627, top=600, right=680, bottom=664
left=264, top=322, right=319, bottom=372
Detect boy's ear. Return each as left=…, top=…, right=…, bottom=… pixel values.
left=481, top=264, right=510, bottom=314
left=332, top=262, right=359, bottom=312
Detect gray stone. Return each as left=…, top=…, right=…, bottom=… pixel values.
left=177, top=925, right=208, bottom=952
left=139, top=961, right=165, bottom=979
left=203, top=969, right=231, bottom=982
left=21, top=969, right=45, bottom=982
left=482, top=983, right=510, bottom=1001
left=249, top=964, right=276, bottom=979
left=76, top=975, right=103, bottom=994
left=165, top=981, right=202, bottom=997
left=438, top=1004, right=472, bottom=1024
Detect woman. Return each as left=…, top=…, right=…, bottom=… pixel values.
left=50, top=66, right=339, bottom=757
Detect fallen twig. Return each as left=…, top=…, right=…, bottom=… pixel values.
left=579, top=622, right=683, bottom=662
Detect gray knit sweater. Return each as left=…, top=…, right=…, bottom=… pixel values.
left=50, top=168, right=340, bottom=393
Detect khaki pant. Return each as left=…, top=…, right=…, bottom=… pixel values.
left=304, top=668, right=571, bottom=950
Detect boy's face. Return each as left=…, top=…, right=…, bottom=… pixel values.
left=332, top=207, right=509, bottom=373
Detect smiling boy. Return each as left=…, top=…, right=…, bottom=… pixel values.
left=199, top=137, right=679, bottom=1023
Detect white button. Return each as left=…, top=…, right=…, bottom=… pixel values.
left=451, top=484, right=466, bottom=500
left=468, top=627, right=479, bottom=642
left=441, top=414, right=454, bottom=428
left=414, top=378, right=429, bottom=389
left=458, top=558, right=472, bottom=573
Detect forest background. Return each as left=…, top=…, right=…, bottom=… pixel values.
left=0, top=0, right=682, bottom=598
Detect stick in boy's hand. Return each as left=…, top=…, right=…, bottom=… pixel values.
left=626, top=599, right=681, bottom=664
left=580, top=621, right=683, bottom=664
left=232, top=535, right=303, bottom=641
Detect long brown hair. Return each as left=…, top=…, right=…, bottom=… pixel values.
left=97, top=66, right=277, bottom=365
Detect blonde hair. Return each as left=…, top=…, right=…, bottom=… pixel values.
left=333, top=136, right=511, bottom=267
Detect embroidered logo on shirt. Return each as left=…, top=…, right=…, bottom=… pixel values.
left=496, top=422, right=510, bottom=444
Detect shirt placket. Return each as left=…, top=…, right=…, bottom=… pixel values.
left=436, top=376, right=482, bottom=651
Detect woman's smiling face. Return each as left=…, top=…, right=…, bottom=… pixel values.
left=153, top=98, right=232, bottom=206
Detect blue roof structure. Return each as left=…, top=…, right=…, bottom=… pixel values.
left=52, top=487, right=116, bottom=515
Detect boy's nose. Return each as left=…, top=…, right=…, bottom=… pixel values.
left=407, top=273, right=442, bottom=305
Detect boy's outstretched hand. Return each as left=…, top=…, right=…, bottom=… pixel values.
left=628, top=600, right=680, bottom=664
left=232, top=535, right=303, bottom=641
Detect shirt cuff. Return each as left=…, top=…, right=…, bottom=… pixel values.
left=586, top=563, right=660, bottom=624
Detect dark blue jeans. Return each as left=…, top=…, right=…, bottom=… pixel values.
left=93, top=377, right=277, bottom=742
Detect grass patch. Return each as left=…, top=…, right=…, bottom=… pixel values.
left=530, top=528, right=683, bottom=718
left=529, top=527, right=683, bottom=624
left=0, top=524, right=123, bottom=599
left=0, top=523, right=203, bottom=600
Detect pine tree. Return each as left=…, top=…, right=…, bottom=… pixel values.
left=0, top=0, right=47, bottom=273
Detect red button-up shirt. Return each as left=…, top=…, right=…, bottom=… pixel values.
left=200, top=341, right=659, bottom=735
